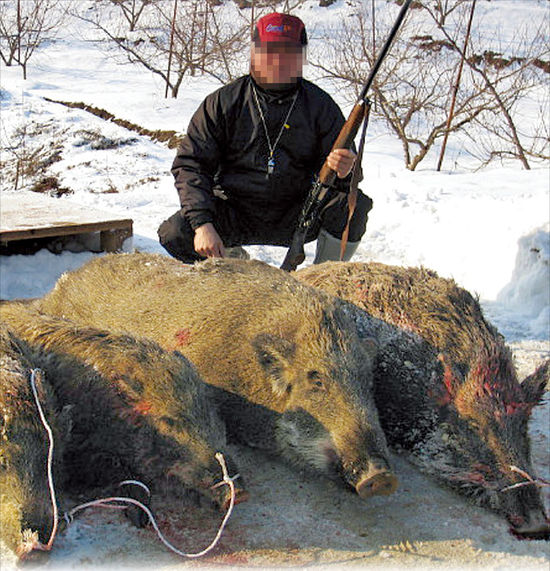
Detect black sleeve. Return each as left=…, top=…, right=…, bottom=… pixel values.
left=171, top=90, right=226, bottom=231
left=316, top=95, right=361, bottom=194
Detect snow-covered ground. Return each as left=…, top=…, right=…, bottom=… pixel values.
left=1, top=1, right=548, bottom=340
left=0, top=0, right=549, bottom=568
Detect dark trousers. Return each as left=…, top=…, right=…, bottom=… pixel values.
left=158, top=191, right=372, bottom=263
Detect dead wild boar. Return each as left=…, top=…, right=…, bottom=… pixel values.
left=0, top=325, right=68, bottom=560
left=39, top=253, right=397, bottom=499
left=296, top=261, right=550, bottom=540
left=0, top=303, right=245, bottom=514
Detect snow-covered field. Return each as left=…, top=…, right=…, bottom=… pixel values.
left=0, top=0, right=549, bottom=569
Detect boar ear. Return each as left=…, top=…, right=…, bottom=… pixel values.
left=521, top=359, right=549, bottom=404
left=252, top=333, right=295, bottom=397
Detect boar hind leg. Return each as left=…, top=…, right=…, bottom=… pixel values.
left=118, top=481, right=151, bottom=528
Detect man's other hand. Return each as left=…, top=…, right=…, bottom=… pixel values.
left=194, top=223, right=226, bottom=258
left=327, top=148, right=356, bottom=179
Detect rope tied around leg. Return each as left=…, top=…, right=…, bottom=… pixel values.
left=29, top=367, right=238, bottom=558
left=64, top=453, right=237, bottom=558
left=500, top=465, right=550, bottom=492
left=29, top=369, right=59, bottom=552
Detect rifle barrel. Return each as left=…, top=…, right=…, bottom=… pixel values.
left=359, top=0, right=413, bottom=102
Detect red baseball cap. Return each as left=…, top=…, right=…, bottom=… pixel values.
left=254, top=13, right=307, bottom=46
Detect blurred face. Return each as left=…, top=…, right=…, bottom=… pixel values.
left=251, top=42, right=305, bottom=89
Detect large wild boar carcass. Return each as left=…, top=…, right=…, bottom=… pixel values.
left=39, top=253, right=397, bottom=500
left=296, top=261, right=550, bottom=540
left=0, top=302, right=246, bottom=517
left=0, top=324, right=69, bottom=561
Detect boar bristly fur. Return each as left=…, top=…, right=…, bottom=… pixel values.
left=39, top=253, right=397, bottom=499
left=0, top=326, right=67, bottom=560
left=296, top=261, right=549, bottom=540
left=0, top=303, right=244, bottom=512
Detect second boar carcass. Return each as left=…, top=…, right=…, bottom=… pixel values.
left=296, top=261, right=550, bottom=540
left=39, top=253, right=397, bottom=500
left=0, top=303, right=246, bottom=516
left=0, top=324, right=69, bottom=561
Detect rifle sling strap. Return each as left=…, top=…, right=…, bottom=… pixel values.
left=340, top=101, right=371, bottom=260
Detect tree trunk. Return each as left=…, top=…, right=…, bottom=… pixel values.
left=437, top=0, right=476, bottom=171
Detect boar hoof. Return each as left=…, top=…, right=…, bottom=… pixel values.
left=355, top=461, right=398, bottom=498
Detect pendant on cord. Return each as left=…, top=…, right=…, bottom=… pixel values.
left=267, top=156, right=275, bottom=178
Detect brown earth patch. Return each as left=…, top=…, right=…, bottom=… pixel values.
left=43, top=98, right=184, bottom=149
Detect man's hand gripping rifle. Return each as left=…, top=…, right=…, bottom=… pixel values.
left=280, top=0, right=413, bottom=272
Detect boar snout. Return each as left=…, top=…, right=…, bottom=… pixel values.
left=354, top=458, right=399, bottom=498
left=509, top=510, right=550, bottom=541
left=503, top=483, right=550, bottom=540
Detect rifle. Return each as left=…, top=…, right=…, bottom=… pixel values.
left=280, top=0, right=413, bottom=272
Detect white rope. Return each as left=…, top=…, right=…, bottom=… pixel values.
left=500, top=465, right=550, bottom=492
left=29, top=365, right=237, bottom=558
left=29, top=369, right=58, bottom=551
left=65, top=453, right=237, bottom=558
left=119, top=480, right=151, bottom=498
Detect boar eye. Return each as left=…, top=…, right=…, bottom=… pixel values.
left=160, top=416, right=176, bottom=428
left=307, top=370, right=325, bottom=390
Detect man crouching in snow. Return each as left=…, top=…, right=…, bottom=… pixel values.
left=158, top=12, right=372, bottom=264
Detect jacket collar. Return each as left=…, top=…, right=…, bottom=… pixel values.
left=249, top=75, right=301, bottom=103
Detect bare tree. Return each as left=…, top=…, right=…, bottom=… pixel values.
left=1, top=118, right=64, bottom=192
left=436, top=0, right=476, bottom=171
left=423, top=2, right=549, bottom=168
left=310, top=1, right=549, bottom=170
left=0, top=0, right=65, bottom=79
left=152, top=0, right=250, bottom=91
left=108, top=0, right=157, bottom=31
left=310, top=4, right=485, bottom=170
left=0, top=3, right=18, bottom=66
left=74, top=0, right=250, bottom=97
left=462, top=61, right=550, bottom=167
left=420, top=0, right=470, bottom=26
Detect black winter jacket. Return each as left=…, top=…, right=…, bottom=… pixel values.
left=172, top=75, right=352, bottom=232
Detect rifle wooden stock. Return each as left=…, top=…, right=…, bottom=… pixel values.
left=280, top=102, right=366, bottom=272
left=318, top=100, right=368, bottom=186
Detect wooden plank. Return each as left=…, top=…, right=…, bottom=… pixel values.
left=0, top=220, right=133, bottom=243
left=100, top=227, right=133, bottom=253
left=0, top=191, right=133, bottom=246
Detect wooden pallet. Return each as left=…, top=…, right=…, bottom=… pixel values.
left=0, top=191, right=133, bottom=253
